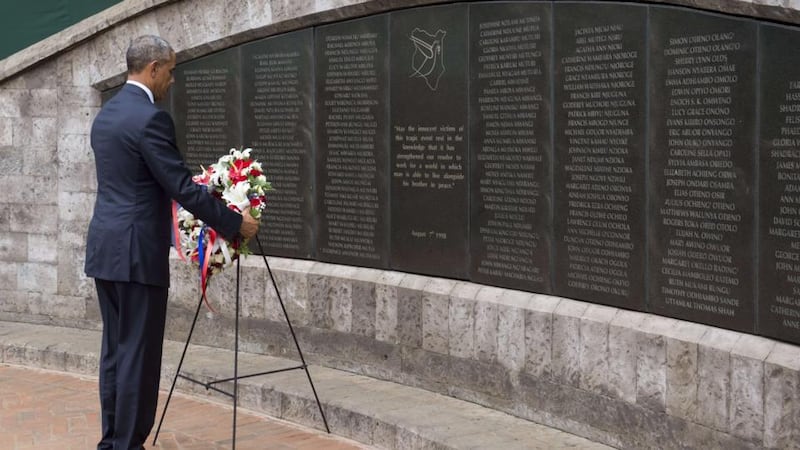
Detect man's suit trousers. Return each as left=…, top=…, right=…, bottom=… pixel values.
left=95, top=279, right=168, bottom=450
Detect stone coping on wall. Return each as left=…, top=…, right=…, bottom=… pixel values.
left=157, top=254, right=800, bottom=448
left=2, top=0, right=800, bottom=87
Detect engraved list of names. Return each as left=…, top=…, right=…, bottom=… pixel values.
left=553, top=4, right=647, bottom=309
left=242, top=30, right=314, bottom=258
left=759, top=24, right=800, bottom=342
left=649, top=9, right=756, bottom=331
left=174, top=48, right=241, bottom=172
left=316, top=16, right=389, bottom=266
left=470, top=3, right=552, bottom=292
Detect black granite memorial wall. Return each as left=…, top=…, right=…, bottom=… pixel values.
left=315, top=15, right=390, bottom=267
left=173, top=48, right=242, bottom=173
left=759, top=23, right=800, bottom=342
left=113, top=1, right=800, bottom=344
left=241, top=29, right=315, bottom=258
left=469, top=2, right=553, bottom=293
left=648, top=7, right=757, bottom=332
left=553, top=2, right=647, bottom=310
left=390, top=4, right=470, bottom=279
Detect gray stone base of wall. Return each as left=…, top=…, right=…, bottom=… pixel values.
left=0, top=320, right=611, bottom=450
left=156, top=257, right=799, bottom=450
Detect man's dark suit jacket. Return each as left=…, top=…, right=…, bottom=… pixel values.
left=85, top=83, right=242, bottom=288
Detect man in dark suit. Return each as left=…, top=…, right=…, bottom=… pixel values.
left=85, top=35, right=259, bottom=449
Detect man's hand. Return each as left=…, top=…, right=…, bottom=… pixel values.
left=239, top=208, right=260, bottom=239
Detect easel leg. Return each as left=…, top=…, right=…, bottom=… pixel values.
left=257, top=236, right=330, bottom=433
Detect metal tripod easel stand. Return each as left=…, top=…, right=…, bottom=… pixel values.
left=153, top=235, right=330, bottom=449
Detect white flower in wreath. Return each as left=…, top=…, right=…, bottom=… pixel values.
left=221, top=180, right=252, bottom=212
left=237, top=147, right=253, bottom=159
left=218, top=151, right=235, bottom=164
left=228, top=147, right=249, bottom=160
left=209, top=165, right=230, bottom=188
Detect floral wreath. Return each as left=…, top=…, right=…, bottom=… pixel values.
left=172, top=147, right=272, bottom=310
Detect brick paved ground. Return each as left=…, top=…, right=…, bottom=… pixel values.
left=0, top=364, right=369, bottom=450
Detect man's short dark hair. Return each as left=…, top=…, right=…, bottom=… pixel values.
left=126, top=35, right=174, bottom=74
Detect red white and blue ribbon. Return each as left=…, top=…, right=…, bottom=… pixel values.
left=173, top=200, right=233, bottom=313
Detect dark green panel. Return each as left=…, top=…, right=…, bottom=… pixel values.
left=0, top=0, right=123, bottom=60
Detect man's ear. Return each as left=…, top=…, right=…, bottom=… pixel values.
left=149, top=60, right=159, bottom=79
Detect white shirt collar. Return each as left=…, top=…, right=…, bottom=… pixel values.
left=126, top=80, right=154, bottom=104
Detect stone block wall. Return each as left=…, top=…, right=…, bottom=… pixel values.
left=0, top=0, right=799, bottom=448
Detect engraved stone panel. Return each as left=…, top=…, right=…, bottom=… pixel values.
left=758, top=23, right=800, bottom=344
left=315, top=15, right=390, bottom=267
left=242, top=30, right=315, bottom=258
left=156, top=1, right=800, bottom=344
left=648, top=7, right=757, bottom=332
left=553, top=2, right=647, bottom=309
left=390, top=4, right=469, bottom=279
left=173, top=47, right=242, bottom=169
left=469, top=2, right=553, bottom=292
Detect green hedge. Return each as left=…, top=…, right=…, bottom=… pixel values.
left=0, top=1, right=122, bottom=61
